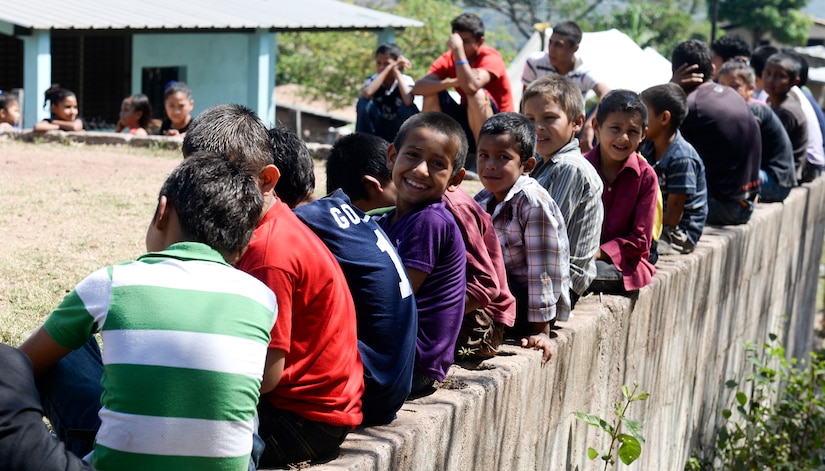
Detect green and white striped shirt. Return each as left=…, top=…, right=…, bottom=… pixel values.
left=44, top=242, right=277, bottom=471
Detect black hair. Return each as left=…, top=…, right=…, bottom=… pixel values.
left=393, top=112, right=468, bottom=174
left=326, top=132, right=391, bottom=200
left=376, top=43, right=403, bottom=59
left=128, top=94, right=153, bottom=130
left=0, top=92, right=19, bottom=111
left=596, top=89, right=648, bottom=128
left=751, top=45, right=779, bottom=78
left=159, top=151, right=263, bottom=257
left=718, top=61, right=756, bottom=87
left=478, top=112, right=536, bottom=164
left=164, top=81, right=192, bottom=100
left=521, top=74, right=585, bottom=122
left=43, top=84, right=76, bottom=110
left=451, top=12, right=485, bottom=40
left=552, top=21, right=583, bottom=47
left=671, top=40, right=713, bottom=85
left=711, top=35, right=751, bottom=62
left=766, top=52, right=802, bottom=83
left=182, top=104, right=271, bottom=178
left=781, top=48, right=809, bottom=86
left=267, top=125, right=315, bottom=207
left=640, top=83, right=687, bottom=132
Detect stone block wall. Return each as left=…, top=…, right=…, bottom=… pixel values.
left=305, top=178, right=825, bottom=471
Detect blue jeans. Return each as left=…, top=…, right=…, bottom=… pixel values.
left=759, top=169, right=791, bottom=203
left=706, top=196, right=755, bottom=225
left=36, top=338, right=103, bottom=458
left=355, top=97, right=418, bottom=144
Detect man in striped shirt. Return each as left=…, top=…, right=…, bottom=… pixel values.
left=521, top=21, right=611, bottom=152
left=20, top=154, right=277, bottom=471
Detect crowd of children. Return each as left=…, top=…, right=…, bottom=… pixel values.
left=5, top=13, right=825, bottom=471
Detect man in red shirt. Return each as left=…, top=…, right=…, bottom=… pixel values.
left=413, top=12, right=514, bottom=166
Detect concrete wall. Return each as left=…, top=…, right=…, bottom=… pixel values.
left=132, top=33, right=252, bottom=117
left=304, top=178, right=825, bottom=471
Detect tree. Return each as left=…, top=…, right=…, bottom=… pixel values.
left=715, top=0, right=813, bottom=46
left=461, top=0, right=609, bottom=40
left=276, top=0, right=520, bottom=110
left=589, top=0, right=709, bottom=59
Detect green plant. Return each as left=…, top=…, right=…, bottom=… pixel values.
left=575, top=382, right=649, bottom=469
left=687, top=334, right=825, bottom=470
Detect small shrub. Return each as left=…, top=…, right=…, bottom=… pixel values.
left=687, top=333, right=825, bottom=470
left=575, top=382, right=649, bottom=469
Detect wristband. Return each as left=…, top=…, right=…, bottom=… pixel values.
left=455, top=60, right=469, bottom=66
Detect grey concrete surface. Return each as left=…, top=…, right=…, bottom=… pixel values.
left=302, top=178, right=825, bottom=471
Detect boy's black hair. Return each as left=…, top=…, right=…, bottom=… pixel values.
left=0, top=92, right=19, bottom=111
left=159, top=151, right=263, bottom=256
left=451, top=12, right=485, bottom=40
left=671, top=40, right=713, bottom=84
left=521, top=74, right=585, bottom=122
left=376, top=43, right=402, bottom=59
left=478, top=112, right=536, bottom=164
left=552, top=21, right=583, bottom=47
left=640, top=83, right=687, bottom=132
left=718, top=61, right=756, bottom=87
left=267, top=125, right=315, bottom=207
left=596, top=89, right=648, bottom=128
left=751, top=45, right=779, bottom=78
left=766, top=52, right=802, bottom=83
left=781, top=48, right=810, bottom=86
left=711, top=35, right=751, bottom=62
left=326, top=132, right=391, bottom=199
left=129, top=94, right=153, bottom=130
left=393, top=111, right=468, bottom=174
left=182, top=104, right=271, bottom=178
left=43, top=84, right=75, bottom=109
left=164, top=81, right=192, bottom=100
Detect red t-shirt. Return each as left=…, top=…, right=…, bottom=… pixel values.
left=429, top=45, right=514, bottom=112
left=236, top=199, right=364, bottom=427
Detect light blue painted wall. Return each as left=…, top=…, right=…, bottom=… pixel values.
left=132, top=32, right=275, bottom=124
left=22, top=30, right=51, bottom=127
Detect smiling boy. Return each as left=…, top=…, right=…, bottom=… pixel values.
left=376, top=112, right=467, bottom=395
left=474, top=113, right=570, bottom=364
left=522, top=75, right=603, bottom=306
left=584, top=90, right=658, bottom=294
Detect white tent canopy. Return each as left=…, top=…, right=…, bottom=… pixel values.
left=507, top=28, right=674, bottom=107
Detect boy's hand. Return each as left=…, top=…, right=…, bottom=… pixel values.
left=671, top=63, right=704, bottom=88
left=397, top=55, right=412, bottom=72
left=447, top=33, right=465, bottom=53
left=521, top=333, right=553, bottom=364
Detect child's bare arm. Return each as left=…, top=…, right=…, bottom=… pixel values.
left=33, top=120, right=59, bottom=133
left=412, top=73, right=459, bottom=96
left=51, top=119, right=84, bottom=132
left=18, top=327, right=72, bottom=378
left=260, top=348, right=285, bottom=394
left=663, top=193, right=687, bottom=228
left=395, top=67, right=415, bottom=106
left=363, top=60, right=397, bottom=99
left=405, top=267, right=428, bottom=295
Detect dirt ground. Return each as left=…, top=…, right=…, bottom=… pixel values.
left=0, top=139, right=484, bottom=345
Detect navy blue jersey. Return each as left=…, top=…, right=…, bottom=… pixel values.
left=294, top=189, right=417, bottom=425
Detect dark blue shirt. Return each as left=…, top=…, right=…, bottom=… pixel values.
left=294, top=189, right=417, bottom=425
left=642, top=132, right=708, bottom=246
left=749, top=101, right=797, bottom=188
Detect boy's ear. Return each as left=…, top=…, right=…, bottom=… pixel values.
left=449, top=167, right=466, bottom=189
left=386, top=143, right=397, bottom=171
left=362, top=175, right=386, bottom=199
left=572, top=113, right=585, bottom=133
left=660, top=110, right=672, bottom=127
left=258, top=164, right=281, bottom=197
left=153, top=196, right=171, bottom=231
left=523, top=156, right=538, bottom=174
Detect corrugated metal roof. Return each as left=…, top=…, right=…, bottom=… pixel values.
left=0, top=0, right=422, bottom=31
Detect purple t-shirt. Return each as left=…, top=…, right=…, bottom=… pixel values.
left=378, top=202, right=466, bottom=381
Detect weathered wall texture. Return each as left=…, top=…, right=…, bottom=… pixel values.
left=307, top=177, right=825, bottom=471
